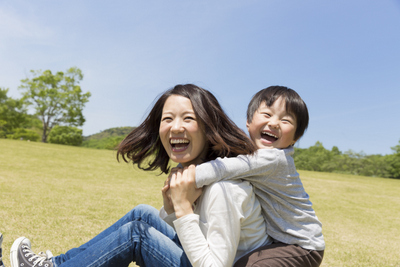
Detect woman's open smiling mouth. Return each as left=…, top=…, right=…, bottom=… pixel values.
left=170, top=138, right=190, bottom=152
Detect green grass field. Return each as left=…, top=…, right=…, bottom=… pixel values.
left=1, top=139, right=399, bottom=266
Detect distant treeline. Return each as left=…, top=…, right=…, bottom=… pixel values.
left=294, top=141, right=400, bottom=179
left=82, top=127, right=135, bottom=150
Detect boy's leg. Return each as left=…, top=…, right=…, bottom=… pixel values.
left=233, top=241, right=324, bottom=267
left=56, top=204, right=178, bottom=263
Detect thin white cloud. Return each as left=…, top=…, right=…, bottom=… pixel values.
left=0, top=2, right=56, bottom=95
left=0, top=4, right=53, bottom=42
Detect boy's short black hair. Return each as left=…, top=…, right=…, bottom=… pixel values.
left=247, top=86, right=309, bottom=142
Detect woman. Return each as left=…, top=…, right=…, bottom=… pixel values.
left=10, top=84, right=271, bottom=267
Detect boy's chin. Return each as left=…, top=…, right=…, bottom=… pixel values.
left=256, top=140, right=275, bottom=149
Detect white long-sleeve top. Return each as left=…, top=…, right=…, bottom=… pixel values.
left=195, top=147, right=325, bottom=251
left=160, top=180, right=272, bottom=267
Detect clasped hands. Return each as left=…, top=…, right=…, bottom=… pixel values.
left=162, top=165, right=203, bottom=218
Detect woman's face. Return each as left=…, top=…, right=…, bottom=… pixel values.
left=159, top=95, right=208, bottom=167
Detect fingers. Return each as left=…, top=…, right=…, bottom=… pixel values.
left=187, top=164, right=200, bottom=189
left=169, top=169, right=180, bottom=187
left=169, top=167, right=184, bottom=186
left=170, top=167, right=182, bottom=173
left=169, top=167, right=183, bottom=180
left=177, top=166, right=195, bottom=185
left=169, top=167, right=199, bottom=194
left=186, top=165, right=196, bottom=182
left=167, top=167, right=184, bottom=186
left=164, top=178, right=169, bottom=186
left=161, top=184, right=169, bottom=193
left=168, top=166, right=196, bottom=191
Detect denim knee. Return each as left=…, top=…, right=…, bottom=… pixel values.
left=123, top=220, right=189, bottom=267
left=134, top=204, right=157, bottom=215
left=129, top=204, right=159, bottom=222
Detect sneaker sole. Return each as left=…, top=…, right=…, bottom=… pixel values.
left=10, top=236, right=26, bottom=267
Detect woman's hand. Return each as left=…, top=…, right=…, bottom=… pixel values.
left=169, top=165, right=203, bottom=218
left=161, top=167, right=181, bottom=214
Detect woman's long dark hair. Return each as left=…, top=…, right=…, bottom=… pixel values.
left=117, top=84, right=256, bottom=174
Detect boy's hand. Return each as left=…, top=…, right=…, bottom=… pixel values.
left=170, top=165, right=202, bottom=218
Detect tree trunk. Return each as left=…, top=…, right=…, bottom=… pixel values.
left=42, top=120, right=48, bottom=143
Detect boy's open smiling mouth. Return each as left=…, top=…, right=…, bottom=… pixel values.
left=261, top=131, right=278, bottom=143
left=170, top=138, right=190, bottom=152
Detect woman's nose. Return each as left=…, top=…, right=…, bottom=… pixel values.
left=171, top=119, right=184, bottom=132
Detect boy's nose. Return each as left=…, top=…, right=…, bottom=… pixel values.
left=268, top=120, right=279, bottom=129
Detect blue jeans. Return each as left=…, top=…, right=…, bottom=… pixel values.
left=52, top=204, right=192, bottom=267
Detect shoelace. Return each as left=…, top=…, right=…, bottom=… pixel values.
left=39, top=250, right=53, bottom=259
left=22, top=245, right=52, bottom=267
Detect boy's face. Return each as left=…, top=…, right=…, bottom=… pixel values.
left=247, top=97, right=297, bottom=149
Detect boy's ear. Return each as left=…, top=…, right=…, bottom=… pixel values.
left=246, top=121, right=250, bottom=131
left=291, top=137, right=299, bottom=146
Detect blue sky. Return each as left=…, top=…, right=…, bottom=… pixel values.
left=1, top=0, right=399, bottom=155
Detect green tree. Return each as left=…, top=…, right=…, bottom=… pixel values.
left=387, top=140, right=400, bottom=179
left=294, top=141, right=333, bottom=171
left=6, top=128, right=40, bottom=141
left=359, top=154, right=390, bottom=178
left=19, top=67, right=91, bottom=143
left=0, top=87, right=29, bottom=138
left=48, top=125, right=83, bottom=146
left=391, top=140, right=400, bottom=154
left=82, top=135, right=125, bottom=150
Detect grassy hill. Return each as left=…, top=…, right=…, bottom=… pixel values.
left=84, top=127, right=135, bottom=140
left=82, top=127, right=135, bottom=150
left=1, top=139, right=399, bottom=266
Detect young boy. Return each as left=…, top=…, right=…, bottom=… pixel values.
left=194, top=86, right=325, bottom=266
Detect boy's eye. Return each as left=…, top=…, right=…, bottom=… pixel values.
left=282, top=118, right=295, bottom=124
left=262, top=112, right=271, bottom=117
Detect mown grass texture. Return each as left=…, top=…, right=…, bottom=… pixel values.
left=1, top=139, right=399, bottom=266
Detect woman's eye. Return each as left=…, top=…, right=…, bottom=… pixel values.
left=162, top=117, right=172, bottom=122
left=184, top=116, right=196, bottom=121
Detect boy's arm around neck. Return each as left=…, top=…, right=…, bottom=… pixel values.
left=195, top=148, right=287, bottom=188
